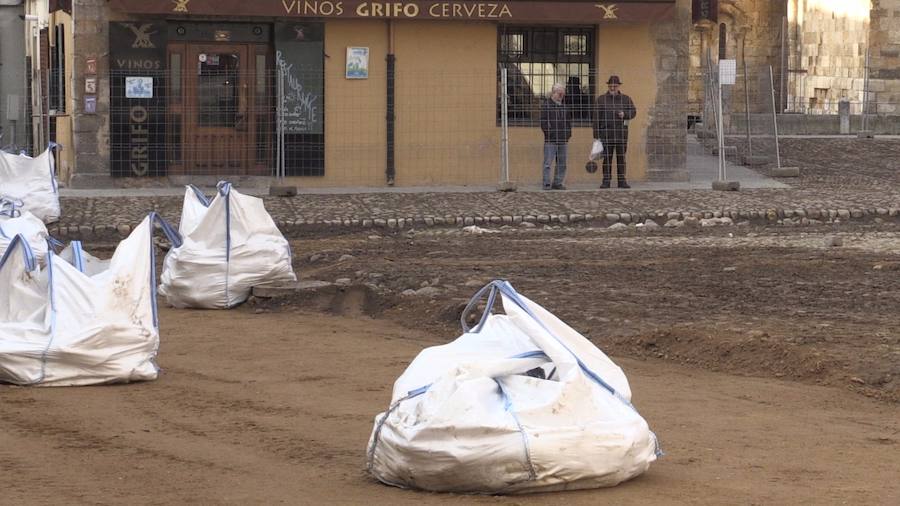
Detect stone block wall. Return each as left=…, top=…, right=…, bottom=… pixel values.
left=869, top=0, right=900, bottom=113
left=788, top=0, right=871, bottom=113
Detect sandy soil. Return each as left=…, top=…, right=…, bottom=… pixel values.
left=2, top=223, right=899, bottom=504
left=1, top=307, right=897, bottom=505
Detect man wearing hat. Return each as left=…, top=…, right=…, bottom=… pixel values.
left=593, top=75, right=636, bottom=188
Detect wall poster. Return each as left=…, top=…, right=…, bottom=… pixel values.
left=345, top=47, right=369, bottom=79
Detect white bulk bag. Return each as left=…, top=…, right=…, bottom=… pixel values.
left=0, top=146, right=61, bottom=223
left=0, top=211, right=50, bottom=265
left=159, top=182, right=296, bottom=309
left=0, top=213, right=181, bottom=386
left=367, top=280, right=661, bottom=494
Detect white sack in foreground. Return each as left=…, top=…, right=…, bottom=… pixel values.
left=0, top=213, right=180, bottom=386
left=159, top=183, right=296, bottom=309
left=0, top=146, right=61, bottom=223
left=367, top=280, right=661, bottom=494
left=0, top=211, right=50, bottom=265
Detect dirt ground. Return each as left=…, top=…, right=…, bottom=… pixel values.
left=2, top=220, right=899, bottom=504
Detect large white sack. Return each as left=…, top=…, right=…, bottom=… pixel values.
left=0, top=213, right=179, bottom=386
left=0, top=211, right=50, bottom=265
left=0, top=146, right=61, bottom=223
left=159, top=183, right=296, bottom=309
left=367, top=280, right=661, bottom=494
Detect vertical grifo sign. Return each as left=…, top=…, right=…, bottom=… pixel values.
left=109, top=22, right=167, bottom=177
left=274, top=22, right=324, bottom=135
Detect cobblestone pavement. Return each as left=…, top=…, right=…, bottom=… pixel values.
left=52, top=138, right=900, bottom=238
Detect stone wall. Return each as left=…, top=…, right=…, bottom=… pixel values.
left=788, top=0, right=871, bottom=113
left=869, top=0, right=900, bottom=113
left=688, top=0, right=787, bottom=116
left=69, top=0, right=111, bottom=187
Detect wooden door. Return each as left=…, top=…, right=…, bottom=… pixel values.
left=167, top=43, right=271, bottom=176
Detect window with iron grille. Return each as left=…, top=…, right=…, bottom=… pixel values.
left=498, top=26, right=595, bottom=125
left=49, top=24, right=66, bottom=114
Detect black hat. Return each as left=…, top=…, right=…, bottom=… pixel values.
left=606, top=75, right=622, bottom=85
left=585, top=160, right=598, bottom=174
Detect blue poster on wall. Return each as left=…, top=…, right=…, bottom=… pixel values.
left=125, top=77, right=154, bottom=98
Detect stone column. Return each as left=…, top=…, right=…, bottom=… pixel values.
left=69, top=0, right=113, bottom=188
left=646, top=0, right=691, bottom=182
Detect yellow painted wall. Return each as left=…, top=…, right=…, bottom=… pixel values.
left=313, top=19, right=388, bottom=187
left=393, top=21, right=497, bottom=185
left=594, top=23, right=656, bottom=182
left=295, top=19, right=500, bottom=187
left=51, top=10, right=75, bottom=182
left=310, top=20, right=657, bottom=188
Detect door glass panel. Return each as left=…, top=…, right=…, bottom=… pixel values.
left=198, top=52, right=240, bottom=127
left=170, top=53, right=182, bottom=100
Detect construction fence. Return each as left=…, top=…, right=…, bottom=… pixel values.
left=7, top=63, right=899, bottom=186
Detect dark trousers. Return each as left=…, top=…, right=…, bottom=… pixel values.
left=601, top=141, right=627, bottom=183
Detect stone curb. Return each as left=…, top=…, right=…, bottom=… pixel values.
left=46, top=207, right=900, bottom=241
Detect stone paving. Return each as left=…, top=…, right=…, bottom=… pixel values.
left=47, top=138, right=900, bottom=240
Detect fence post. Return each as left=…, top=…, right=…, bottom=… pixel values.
left=768, top=66, right=781, bottom=169
left=277, top=65, right=284, bottom=180
left=858, top=45, right=873, bottom=138
left=742, top=50, right=752, bottom=159
left=768, top=65, right=800, bottom=177
left=497, top=67, right=515, bottom=191
left=717, top=69, right=725, bottom=181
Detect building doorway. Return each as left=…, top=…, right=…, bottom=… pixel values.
left=166, top=41, right=273, bottom=176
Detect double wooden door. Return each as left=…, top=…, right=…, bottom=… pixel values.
left=168, top=43, right=272, bottom=175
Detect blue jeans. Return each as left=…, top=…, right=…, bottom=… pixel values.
left=542, top=142, right=568, bottom=188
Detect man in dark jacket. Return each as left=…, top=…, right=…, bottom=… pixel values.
left=540, top=83, right=572, bottom=190
left=593, top=75, right=636, bottom=188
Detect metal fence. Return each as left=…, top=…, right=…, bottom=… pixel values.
left=42, top=62, right=899, bottom=186
left=103, top=66, right=693, bottom=186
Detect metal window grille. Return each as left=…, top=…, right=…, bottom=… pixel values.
left=497, top=25, right=596, bottom=126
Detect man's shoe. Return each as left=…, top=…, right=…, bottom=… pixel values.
left=599, top=182, right=611, bottom=189
left=618, top=181, right=631, bottom=189
left=543, top=185, right=552, bottom=190
left=551, top=184, right=566, bottom=190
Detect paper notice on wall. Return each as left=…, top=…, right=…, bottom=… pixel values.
left=125, top=77, right=153, bottom=99
left=719, top=59, right=736, bottom=85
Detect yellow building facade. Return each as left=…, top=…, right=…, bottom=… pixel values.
left=67, top=0, right=690, bottom=188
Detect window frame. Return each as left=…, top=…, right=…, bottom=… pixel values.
left=497, top=25, right=596, bottom=127
left=49, top=24, right=66, bottom=114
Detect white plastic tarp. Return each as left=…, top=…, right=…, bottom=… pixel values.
left=159, top=183, right=296, bottom=309
left=0, top=211, right=50, bottom=266
left=0, top=213, right=181, bottom=386
left=367, top=280, right=661, bottom=494
left=0, top=146, right=61, bottom=223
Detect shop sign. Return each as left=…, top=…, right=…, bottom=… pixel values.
left=109, top=22, right=167, bottom=177
left=275, top=22, right=324, bottom=135
left=109, top=0, right=676, bottom=23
